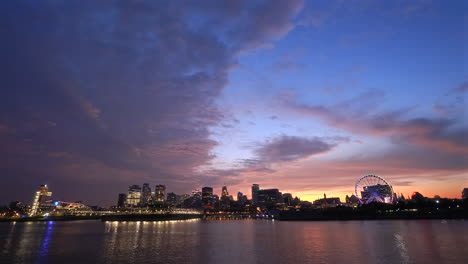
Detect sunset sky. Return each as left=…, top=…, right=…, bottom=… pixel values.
left=1, top=0, right=466, bottom=206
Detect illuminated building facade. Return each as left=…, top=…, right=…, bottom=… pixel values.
left=221, top=185, right=229, bottom=197
left=126, top=185, right=142, bottom=207
left=221, top=185, right=230, bottom=210
left=155, top=185, right=166, bottom=202
left=202, top=187, right=214, bottom=208
left=361, top=184, right=393, bottom=203
left=257, top=189, right=282, bottom=206
left=313, top=193, right=342, bottom=208
left=30, top=184, right=52, bottom=216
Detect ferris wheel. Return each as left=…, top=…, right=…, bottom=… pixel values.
left=355, top=174, right=394, bottom=204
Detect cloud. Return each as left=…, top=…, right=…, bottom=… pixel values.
left=0, top=0, right=305, bottom=205
left=255, top=135, right=337, bottom=162
left=282, top=91, right=468, bottom=153
left=230, top=0, right=304, bottom=50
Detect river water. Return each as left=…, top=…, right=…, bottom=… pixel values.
left=0, top=219, right=467, bottom=263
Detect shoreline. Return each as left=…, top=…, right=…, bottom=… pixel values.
left=1, top=214, right=466, bottom=223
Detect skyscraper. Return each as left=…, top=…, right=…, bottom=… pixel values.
left=221, top=185, right=230, bottom=210
left=283, top=193, right=293, bottom=206
left=117, top=193, right=126, bottom=207
left=237, top=192, right=243, bottom=201
left=202, top=187, right=214, bottom=208
left=155, top=185, right=166, bottom=202
left=141, top=183, right=151, bottom=205
left=167, top=192, right=178, bottom=206
left=202, top=187, right=213, bottom=199
left=126, top=185, right=142, bottom=207
left=252, top=184, right=259, bottom=205
left=257, top=189, right=282, bottom=206
left=221, top=185, right=229, bottom=197
left=30, top=184, right=53, bottom=216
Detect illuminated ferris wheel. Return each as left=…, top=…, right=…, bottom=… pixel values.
left=355, top=174, right=394, bottom=204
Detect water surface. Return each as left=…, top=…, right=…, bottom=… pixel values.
left=1, top=219, right=467, bottom=263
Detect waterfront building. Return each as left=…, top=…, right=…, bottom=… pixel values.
left=141, top=183, right=152, bottom=204
left=345, top=194, right=360, bottom=205
left=221, top=185, right=229, bottom=197
left=30, top=184, right=53, bottom=216
left=361, top=184, right=393, bottom=204
left=221, top=185, right=230, bottom=210
left=126, top=185, right=142, bottom=207
left=155, top=185, right=166, bottom=202
left=167, top=192, right=177, bottom=206
left=252, top=184, right=259, bottom=205
left=202, top=187, right=213, bottom=200
left=237, top=192, right=244, bottom=202
left=117, top=193, right=126, bottom=207
left=283, top=193, right=293, bottom=206
left=257, top=189, right=283, bottom=206
left=313, top=194, right=341, bottom=208
left=178, top=194, right=190, bottom=204
left=202, top=187, right=214, bottom=208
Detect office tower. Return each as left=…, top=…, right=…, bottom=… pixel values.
left=126, top=185, right=142, bottom=206
left=117, top=193, right=126, bottom=207
left=242, top=195, right=248, bottom=202
left=30, top=184, right=53, bottom=216
left=252, top=184, right=259, bottom=205
left=155, top=185, right=166, bottom=202
left=141, top=183, right=151, bottom=204
left=257, top=189, right=282, bottom=205
left=283, top=193, right=293, bottom=206
left=201, top=187, right=214, bottom=208
left=202, top=187, right=213, bottom=200
left=220, top=185, right=230, bottom=210
left=463, top=188, right=468, bottom=199
left=221, top=185, right=229, bottom=197
left=167, top=192, right=177, bottom=206
left=237, top=192, right=243, bottom=201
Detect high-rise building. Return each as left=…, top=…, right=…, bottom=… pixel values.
left=202, top=187, right=213, bottom=200
left=463, top=188, right=468, bottom=199
left=155, top=185, right=166, bottom=202
left=282, top=193, right=293, bottom=206
left=252, top=184, right=259, bottom=205
left=30, top=184, right=53, bottom=216
left=167, top=192, right=177, bottom=206
left=221, top=185, right=229, bottom=198
left=220, top=185, right=231, bottom=210
left=141, top=183, right=151, bottom=205
left=257, top=189, right=282, bottom=206
left=237, top=192, right=243, bottom=201
left=117, top=193, right=126, bottom=207
left=126, top=185, right=142, bottom=206
left=201, top=187, right=214, bottom=207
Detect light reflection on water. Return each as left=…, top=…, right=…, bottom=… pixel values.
left=0, top=220, right=467, bottom=264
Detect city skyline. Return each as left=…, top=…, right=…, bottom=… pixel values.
left=1, top=0, right=467, bottom=206
left=7, top=180, right=466, bottom=208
